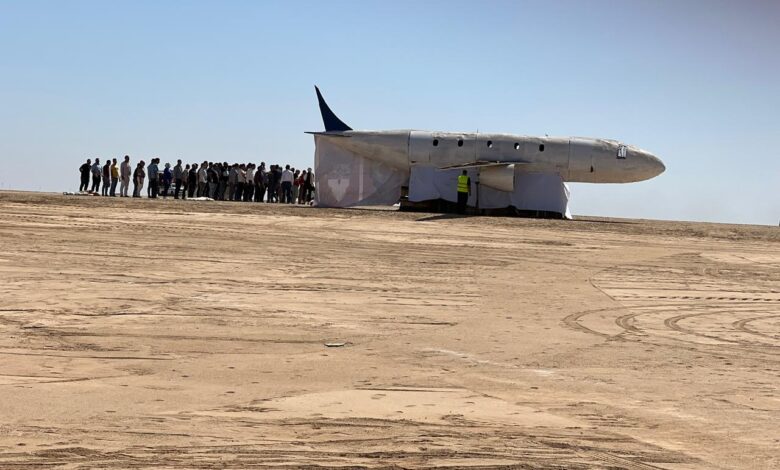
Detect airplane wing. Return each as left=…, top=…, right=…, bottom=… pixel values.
left=304, top=131, right=351, bottom=137
left=437, top=161, right=528, bottom=170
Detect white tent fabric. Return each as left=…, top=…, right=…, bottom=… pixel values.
left=409, top=166, right=572, bottom=218
left=314, top=135, right=407, bottom=207
left=314, top=136, right=571, bottom=217
left=408, top=166, right=478, bottom=206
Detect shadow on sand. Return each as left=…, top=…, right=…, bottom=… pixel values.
left=415, top=213, right=469, bottom=222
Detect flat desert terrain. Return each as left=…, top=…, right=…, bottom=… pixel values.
left=0, top=191, right=777, bottom=469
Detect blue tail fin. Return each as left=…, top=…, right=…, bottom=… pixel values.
left=315, top=86, right=352, bottom=132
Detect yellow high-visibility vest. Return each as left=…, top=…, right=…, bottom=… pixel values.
left=457, top=174, right=470, bottom=193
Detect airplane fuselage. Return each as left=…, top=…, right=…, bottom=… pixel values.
left=319, top=130, right=665, bottom=184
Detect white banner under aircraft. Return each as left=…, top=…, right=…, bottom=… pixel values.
left=408, top=166, right=572, bottom=218
left=314, top=135, right=407, bottom=207
left=315, top=135, right=571, bottom=216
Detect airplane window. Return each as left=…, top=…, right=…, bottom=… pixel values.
left=514, top=143, right=520, bottom=150
left=617, top=145, right=627, bottom=159
left=487, top=141, right=493, bottom=148
left=539, top=144, right=545, bottom=152
left=432, top=139, right=439, bottom=147
left=457, top=139, right=464, bottom=147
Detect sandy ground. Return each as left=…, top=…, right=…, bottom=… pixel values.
left=0, top=191, right=777, bottom=469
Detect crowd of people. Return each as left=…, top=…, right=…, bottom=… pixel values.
left=77, top=157, right=316, bottom=203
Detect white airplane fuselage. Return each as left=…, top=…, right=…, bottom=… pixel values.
left=309, top=86, right=665, bottom=202
left=317, top=130, right=665, bottom=184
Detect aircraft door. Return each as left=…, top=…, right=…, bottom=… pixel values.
left=409, top=131, right=434, bottom=166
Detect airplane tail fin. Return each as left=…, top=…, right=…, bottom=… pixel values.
left=315, top=86, right=352, bottom=132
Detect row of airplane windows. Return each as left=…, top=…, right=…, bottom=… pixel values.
left=432, top=138, right=545, bottom=152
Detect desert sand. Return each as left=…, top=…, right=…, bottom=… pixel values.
left=0, top=191, right=777, bottom=469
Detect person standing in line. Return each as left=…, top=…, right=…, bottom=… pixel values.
left=234, top=163, right=242, bottom=201
left=244, top=164, right=255, bottom=202
left=144, top=158, right=151, bottom=198
left=456, top=169, right=471, bottom=214
left=292, top=169, right=301, bottom=204
left=173, top=159, right=184, bottom=199
left=209, top=163, right=218, bottom=200
left=90, top=158, right=102, bottom=193
left=109, top=158, right=119, bottom=196
left=187, top=163, right=198, bottom=198
left=197, top=161, right=208, bottom=197
left=254, top=162, right=265, bottom=202
left=208, top=163, right=219, bottom=199
left=262, top=165, right=272, bottom=202
left=213, top=162, right=222, bottom=200
left=210, top=163, right=221, bottom=200
left=147, top=158, right=159, bottom=198
left=146, top=160, right=153, bottom=198
left=277, top=166, right=284, bottom=203
left=133, top=161, right=145, bottom=197
left=281, top=164, right=294, bottom=204
left=299, top=168, right=306, bottom=203
left=219, top=162, right=230, bottom=200
left=215, top=162, right=225, bottom=201
left=101, top=160, right=111, bottom=196
left=153, top=158, right=162, bottom=198
left=274, top=165, right=283, bottom=202
left=227, top=163, right=238, bottom=201
left=79, top=159, right=91, bottom=192
left=119, top=155, right=131, bottom=197
left=181, top=164, right=190, bottom=200
left=304, top=167, right=315, bottom=203
left=236, top=164, right=247, bottom=201
left=162, top=163, right=173, bottom=199
left=266, top=165, right=274, bottom=202
left=265, top=165, right=275, bottom=202
left=271, top=165, right=282, bottom=202
left=298, top=170, right=308, bottom=204
left=296, top=169, right=305, bottom=203
left=239, top=163, right=247, bottom=201
left=268, top=164, right=276, bottom=202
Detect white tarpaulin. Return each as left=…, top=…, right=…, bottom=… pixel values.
left=314, top=135, right=571, bottom=217
left=409, top=166, right=572, bottom=218
left=314, top=135, right=407, bottom=207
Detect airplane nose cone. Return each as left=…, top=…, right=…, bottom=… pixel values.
left=636, top=149, right=665, bottom=179
left=650, top=154, right=666, bottom=176
left=649, top=153, right=665, bottom=177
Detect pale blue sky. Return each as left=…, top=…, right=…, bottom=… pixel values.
left=1, top=1, right=778, bottom=224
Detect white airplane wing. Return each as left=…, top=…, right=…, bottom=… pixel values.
left=437, top=161, right=529, bottom=170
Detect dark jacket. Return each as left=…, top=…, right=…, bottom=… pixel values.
left=163, top=168, right=173, bottom=184
left=208, top=167, right=219, bottom=184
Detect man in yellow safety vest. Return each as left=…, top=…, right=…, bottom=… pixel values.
left=456, top=170, right=470, bottom=214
